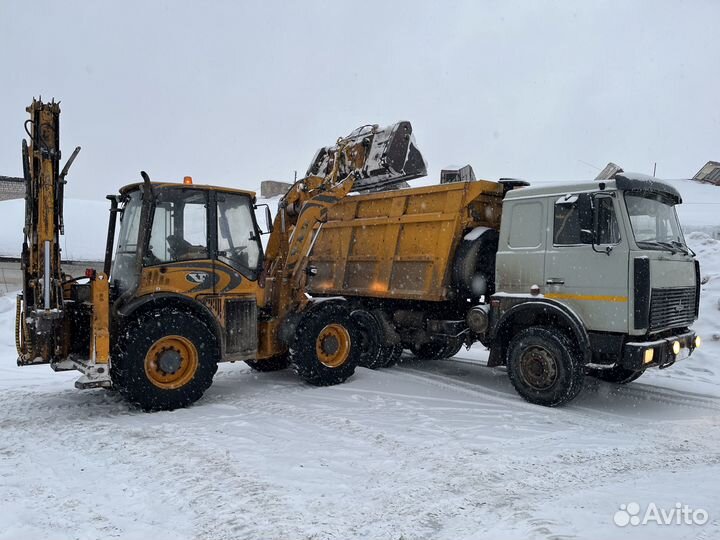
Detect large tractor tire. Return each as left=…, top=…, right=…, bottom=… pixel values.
left=111, top=310, right=219, bottom=411
left=588, top=365, right=644, bottom=384
left=506, top=327, right=585, bottom=407
left=452, top=228, right=499, bottom=300
left=291, top=302, right=360, bottom=386
left=245, top=355, right=290, bottom=372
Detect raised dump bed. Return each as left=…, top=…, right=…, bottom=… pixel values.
left=306, top=180, right=504, bottom=302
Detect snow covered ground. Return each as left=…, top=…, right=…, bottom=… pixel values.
left=1, top=182, right=719, bottom=539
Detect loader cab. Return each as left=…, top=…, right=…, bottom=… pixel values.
left=110, top=183, right=264, bottom=299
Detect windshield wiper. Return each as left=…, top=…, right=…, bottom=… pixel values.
left=637, top=240, right=682, bottom=254
left=670, top=240, right=694, bottom=256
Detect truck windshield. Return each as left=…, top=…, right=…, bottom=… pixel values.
left=624, top=193, right=687, bottom=252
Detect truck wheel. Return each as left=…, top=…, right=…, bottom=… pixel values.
left=452, top=228, right=499, bottom=299
left=111, top=311, right=219, bottom=411
left=245, top=355, right=290, bottom=372
left=379, top=344, right=403, bottom=368
left=589, top=365, right=644, bottom=384
left=350, top=309, right=385, bottom=370
left=291, top=303, right=360, bottom=386
left=506, top=327, right=585, bottom=407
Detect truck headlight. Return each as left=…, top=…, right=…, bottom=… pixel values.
left=672, top=341, right=681, bottom=355
left=695, top=336, right=702, bottom=349
left=643, top=349, right=655, bottom=364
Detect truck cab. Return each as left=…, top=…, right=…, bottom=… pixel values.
left=488, top=174, right=700, bottom=405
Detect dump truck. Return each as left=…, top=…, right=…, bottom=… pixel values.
left=15, top=100, right=425, bottom=410
left=15, top=99, right=701, bottom=409
left=307, top=171, right=701, bottom=405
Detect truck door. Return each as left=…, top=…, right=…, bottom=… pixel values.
left=543, top=193, right=629, bottom=333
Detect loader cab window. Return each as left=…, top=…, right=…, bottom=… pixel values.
left=146, top=189, right=209, bottom=265
left=216, top=193, right=262, bottom=279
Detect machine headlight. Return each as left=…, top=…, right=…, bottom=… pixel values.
left=643, top=349, right=655, bottom=364
left=695, top=336, right=702, bottom=349
left=672, top=341, right=681, bottom=355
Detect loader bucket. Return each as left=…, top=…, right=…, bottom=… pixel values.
left=306, top=121, right=427, bottom=192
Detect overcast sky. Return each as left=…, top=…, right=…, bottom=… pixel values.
left=1, top=1, right=718, bottom=199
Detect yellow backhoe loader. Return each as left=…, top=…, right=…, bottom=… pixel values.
left=15, top=99, right=425, bottom=410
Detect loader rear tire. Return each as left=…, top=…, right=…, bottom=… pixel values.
left=111, top=310, right=218, bottom=411
left=245, top=355, right=290, bottom=372
left=506, top=327, right=585, bottom=407
left=291, top=303, right=360, bottom=386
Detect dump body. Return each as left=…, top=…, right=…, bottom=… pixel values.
left=306, top=180, right=503, bottom=301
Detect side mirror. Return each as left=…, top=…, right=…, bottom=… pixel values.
left=579, top=228, right=595, bottom=244
left=254, top=203, right=274, bottom=234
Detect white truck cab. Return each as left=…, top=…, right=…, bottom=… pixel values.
left=482, top=174, right=699, bottom=406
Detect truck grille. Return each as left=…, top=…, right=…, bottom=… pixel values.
left=649, top=287, right=696, bottom=331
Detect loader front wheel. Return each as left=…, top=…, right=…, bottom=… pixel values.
left=111, top=311, right=218, bottom=411
left=291, top=303, right=359, bottom=386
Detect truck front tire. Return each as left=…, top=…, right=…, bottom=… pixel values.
left=291, top=303, right=360, bottom=386
left=506, top=327, right=585, bottom=407
left=111, top=310, right=219, bottom=411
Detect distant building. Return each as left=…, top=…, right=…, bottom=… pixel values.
left=0, top=176, right=24, bottom=202
left=693, top=161, right=720, bottom=186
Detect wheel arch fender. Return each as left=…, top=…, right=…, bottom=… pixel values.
left=489, top=299, right=591, bottom=367
left=114, top=293, right=222, bottom=357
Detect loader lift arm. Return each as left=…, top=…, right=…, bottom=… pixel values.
left=262, top=121, right=426, bottom=322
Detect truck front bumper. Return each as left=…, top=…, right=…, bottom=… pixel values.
left=622, top=330, right=698, bottom=371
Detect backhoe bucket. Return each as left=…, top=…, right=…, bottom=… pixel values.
left=306, top=121, right=427, bottom=192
